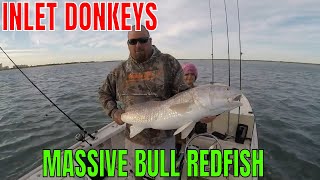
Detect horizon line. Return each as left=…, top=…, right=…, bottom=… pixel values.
left=0, top=58, right=319, bottom=69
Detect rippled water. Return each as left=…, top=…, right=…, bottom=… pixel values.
left=0, top=60, right=319, bottom=180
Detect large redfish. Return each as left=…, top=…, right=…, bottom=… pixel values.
left=121, top=83, right=242, bottom=139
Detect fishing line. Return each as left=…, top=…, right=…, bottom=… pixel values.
left=208, top=0, right=215, bottom=84
left=0, top=47, right=96, bottom=140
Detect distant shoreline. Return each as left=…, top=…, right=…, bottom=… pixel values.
left=179, top=59, right=320, bottom=66
left=32, top=59, right=320, bottom=66
left=0, top=59, right=319, bottom=71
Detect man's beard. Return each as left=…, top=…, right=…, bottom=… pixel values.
left=135, top=51, right=146, bottom=62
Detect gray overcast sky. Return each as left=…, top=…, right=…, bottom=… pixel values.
left=0, top=0, right=319, bottom=67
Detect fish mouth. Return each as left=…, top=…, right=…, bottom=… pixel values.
left=228, top=92, right=242, bottom=102
left=232, top=94, right=242, bottom=101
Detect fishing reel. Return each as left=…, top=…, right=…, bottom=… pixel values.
left=75, top=132, right=93, bottom=146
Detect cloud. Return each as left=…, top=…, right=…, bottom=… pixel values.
left=0, top=0, right=319, bottom=66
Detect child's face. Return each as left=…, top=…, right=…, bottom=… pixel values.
left=184, top=73, right=196, bottom=86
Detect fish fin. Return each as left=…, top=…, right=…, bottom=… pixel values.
left=174, top=121, right=196, bottom=139
left=181, top=122, right=196, bottom=139
left=169, top=102, right=193, bottom=114
left=129, top=126, right=145, bottom=138
left=174, top=121, right=193, bottom=136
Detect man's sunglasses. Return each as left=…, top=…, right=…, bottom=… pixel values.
left=127, top=37, right=150, bottom=45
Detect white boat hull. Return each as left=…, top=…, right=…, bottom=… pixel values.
left=19, top=94, right=259, bottom=180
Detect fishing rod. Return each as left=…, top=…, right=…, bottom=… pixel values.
left=236, top=0, right=243, bottom=125
left=208, top=0, right=215, bottom=84
left=223, top=0, right=231, bottom=87
left=0, top=47, right=96, bottom=142
left=223, top=0, right=232, bottom=136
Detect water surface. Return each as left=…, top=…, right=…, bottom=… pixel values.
left=0, top=60, right=319, bottom=180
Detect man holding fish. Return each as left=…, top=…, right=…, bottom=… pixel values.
left=98, top=25, right=242, bottom=179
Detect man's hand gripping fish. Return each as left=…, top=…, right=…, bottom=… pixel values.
left=121, top=83, right=243, bottom=139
